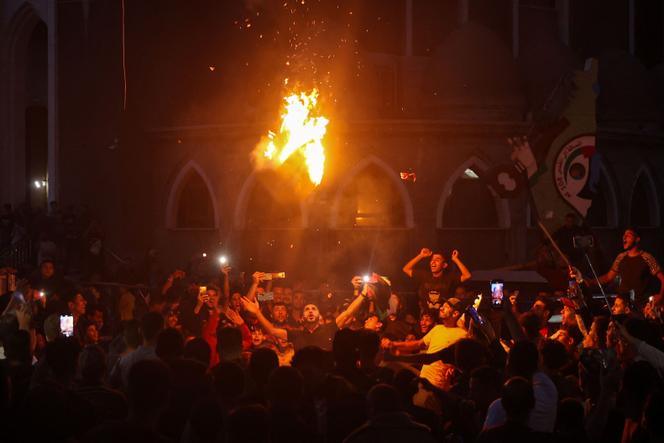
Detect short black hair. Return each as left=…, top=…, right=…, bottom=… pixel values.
left=624, top=226, right=642, bottom=238
left=141, top=312, right=164, bottom=342
left=431, top=250, right=446, bottom=259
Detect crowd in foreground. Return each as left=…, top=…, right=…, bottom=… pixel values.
left=0, top=222, right=664, bottom=442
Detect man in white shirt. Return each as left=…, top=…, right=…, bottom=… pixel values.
left=383, top=298, right=467, bottom=388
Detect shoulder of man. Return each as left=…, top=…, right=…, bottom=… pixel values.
left=639, top=251, right=662, bottom=275
left=611, top=251, right=629, bottom=272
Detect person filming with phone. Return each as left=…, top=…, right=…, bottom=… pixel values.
left=403, top=248, right=472, bottom=314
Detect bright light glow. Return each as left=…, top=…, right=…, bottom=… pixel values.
left=219, top=256, right=227, bottom=265
left=363, top=275, right=370, bottom=283
left=202, top=252, right=207, bottom=258
left=34, top=180, right=41, bottom=189
left=463, top=168, right=480, bottom=179
left=259, top=88, right=328, bottom=186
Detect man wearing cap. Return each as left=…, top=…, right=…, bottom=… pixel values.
left=574, top=228, right=664, bottom=306
left=383, top=298, right=467, bottom=389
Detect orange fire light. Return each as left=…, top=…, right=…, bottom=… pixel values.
left=258, top=88, right=328, bottom=186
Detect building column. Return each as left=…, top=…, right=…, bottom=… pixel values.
left=405, top=0, right=413, bottom=56
left=512, top=0, right=519, bottom=58
left=46, top=0, right=58, bottom=203
left=556, top=0, right=569, bottom=46
left=628, top=0, right=635, bottom=55
left=458, top=0, right=469, bottom=25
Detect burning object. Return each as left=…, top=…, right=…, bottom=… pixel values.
left=254, top=88, right=328, bottom=186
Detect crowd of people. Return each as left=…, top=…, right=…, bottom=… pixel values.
left=1, top=213, right=664, bottom=442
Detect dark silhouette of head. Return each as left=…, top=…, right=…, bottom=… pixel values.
left=140, top=312, right=164, bottom=344
left=78, top=345, right=107, bottom=385
left=217, top=326, right=243, bottom=361
left=332, top=328, right=359, bottom=367
left=184, top=337, right=211, bottom=367
left=249, top=347, right=278, bottom=391
left=267, top=366, right=304, bottom=410
left=227, top=404, right=270, bottom=443
left=155, top=328, right=184, bottom=361
left=45, top=337, right=81, bottom=386
left=507, top=340, right=539, bottom=379
left=213, top=361, right=245, bottom=403
left=501, top=377, right=535, bottom=423
left=127, top=359, right=171, bottom=424
left=367, top=384, right=402, bottom=417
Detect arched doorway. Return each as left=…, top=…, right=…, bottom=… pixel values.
left=25, top=21, right=48, bottom=208
left=585, top=164, right=619, bottom=228
left=2, top=3, right=54, bottom=207
left=166, top=161, right=219, bottom=230
left=437, top=157, right=510, bottom=229
left=331, top=156, right=414, bottom=229
left=629, top=166, right=660, bottom=227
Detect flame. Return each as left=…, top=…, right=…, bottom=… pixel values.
left=259, top=89, right=328, bottom=186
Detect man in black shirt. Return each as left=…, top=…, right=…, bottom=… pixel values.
left=402, top=248, right=472, bottom=313
left=241, top=283, right=369, bottom=351
left=579, top=228, right=664, bottom=305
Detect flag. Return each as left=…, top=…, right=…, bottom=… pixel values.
left=529, top=58, right=600, bottom=230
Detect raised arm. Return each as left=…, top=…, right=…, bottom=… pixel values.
left=335, top=285, right=368, bottom=328
left=240, top=296, right=288, bottom=342
left=451, top=249, right=472, bottom=282
left=245, top=272, right=264, bottom=303
left=403, top=248, right=431, bottom=278
left=221, top=266, right=231, bottom=299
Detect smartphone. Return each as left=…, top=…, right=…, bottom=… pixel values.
left=257, top=291, right=274, bottom=302
left=548, top=314, right=563, bottom=323
left=199, top=286, right=208, bottom=302
left=60, top=315, right=74, bottom=337
left=490, top=280, right=504, bottom=308
left=467, top=306, right=485, bottom=326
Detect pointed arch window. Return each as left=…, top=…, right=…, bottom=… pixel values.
left=335, top=164, right=406, bottom=228
left=176, top=169, right=215, bottom=229
left=442, top=166, right=500, bottom=228
left=629, top=168, right=660, bottom=227
left=586, top=166, right=618, bottom=228
left=166, top=161, right=219, bottom=230
left=243, top=171, right=303, bottom=230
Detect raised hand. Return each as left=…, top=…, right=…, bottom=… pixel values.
left=451, top=250, right=459, bottom=260
left=15, top=303, right=32, bottom=331
left=508, top=136, right=537, bottom=179
left=419, top=248, right=432, bottom=258
left=221, top=266, right=231, bottom=275
left=252, top=272, right=265, bottom=284
left=351, top=276, right=363, bottom=290
left=224, top=307, right=245, bottom=326
left=240, top=296, right=260, bottom=315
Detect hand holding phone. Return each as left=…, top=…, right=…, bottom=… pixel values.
left=490, top=280, right=504, bottom=309
left=60, top=315, right=74, bottom=337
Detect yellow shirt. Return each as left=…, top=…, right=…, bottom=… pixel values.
left=419, top=325, right=467, bottom=388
